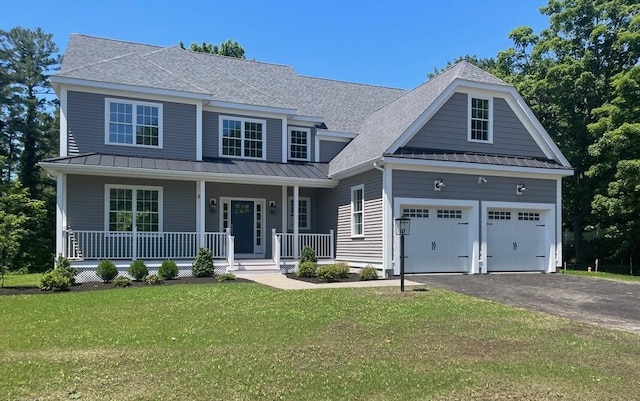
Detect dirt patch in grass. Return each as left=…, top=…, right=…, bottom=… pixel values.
left=0, top=275, right=250, bottom=296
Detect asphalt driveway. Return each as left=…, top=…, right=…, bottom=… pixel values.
left=409, top=273, right=640, bottom=334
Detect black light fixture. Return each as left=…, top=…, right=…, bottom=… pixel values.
left=394, top=216, right=411, bottom=292
left=434, top=178, right=446, bottom=191
left=516, top=184, right=527, bottom=195
left=209, top=198, right=217, bottom=213
left=269, top=201, right=276, bottom=214
left=477, top=177, right=487, bottom=184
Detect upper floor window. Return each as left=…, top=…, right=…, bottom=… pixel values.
left=219, top=116, right=266, bottom=160
left=289, top=127, right=310, bottom=161
left=468, top=96, right=492, bottom=143
left=351, top=185, right=364, bottom=237
left=105, top=99, right=163, bottom=148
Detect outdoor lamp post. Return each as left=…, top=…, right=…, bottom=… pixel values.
left=394, top=216, right=411, bottom=292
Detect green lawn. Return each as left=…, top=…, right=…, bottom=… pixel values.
left=1, top=283, right=639, bottom=401
left=561, top=269, right=640, bottom=283
left=1, top=272, right=42, bottom=287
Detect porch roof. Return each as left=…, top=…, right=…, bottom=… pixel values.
left=40, top=153, right=336, bottom=187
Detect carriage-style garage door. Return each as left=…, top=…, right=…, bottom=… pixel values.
left=486, top=209, right=547, bottom=272
left=403, top=206, right=471, bottom=273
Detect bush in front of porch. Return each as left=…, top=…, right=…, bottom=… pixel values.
left=192, top=248, right=215, bottom=277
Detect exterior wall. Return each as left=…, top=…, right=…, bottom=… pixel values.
left=331, top=169, right=383, bottom=265
left=67, top=91, right=197, bottom=159
left=392, top=170, right=556, bottom=204
left=406, top=92, right=546, bottom=158
left=202, top=111, right=283, bottom=162
left=285, top=187, right=318, bottom=233
left=319, top=140, right=348, bottom=163
left=66, top=174, right=196, bottom=232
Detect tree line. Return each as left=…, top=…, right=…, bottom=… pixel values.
left=1, top=0, right=638, bottom=274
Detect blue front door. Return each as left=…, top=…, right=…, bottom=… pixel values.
left=231, top=200, right=254, bottom=254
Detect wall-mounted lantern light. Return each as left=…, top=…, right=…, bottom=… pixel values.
left=516, top=184, right=527, bottom=196
left=269, top=201, right=276, bottom=214
left=434, top=178, right=446, bottom=191
left=209, top=198, right=217, bottom=213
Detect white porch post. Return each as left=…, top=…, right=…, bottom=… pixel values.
left=281, top=185, right=287, bottom=234
left=382, top=166, right=393, bottom=278
left=226, top=227, right=235, bottom=271
left=555, top=178, right=562, bottom=273
left=272, top=228, right=280, bottom=268
left=196, top=180, right=206, bottom=250
left=55, top=173, right=67, bottom=257
left=293, top=185, right=299, bottom=259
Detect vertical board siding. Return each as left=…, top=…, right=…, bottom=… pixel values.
left=319, top=140, right=348, bottom=163
left=66, top=175, right=196, bottom=232
left=406, top=92, right=547, bottom=158
left=392, top=170, right=556, bottom=203
left=203, top=111, right=283, bottom=162
left=67, top=91, right=196, bottom=159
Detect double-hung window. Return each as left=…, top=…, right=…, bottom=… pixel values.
left=219, top=116, right=266, bottom=159
left=288, top=197, right=310, bottom=230
left=351, top=185, right=364, bottom=237
left=468, top=95, right=492, bottom=142
left=105, top=99, right=163, bottom=147
left=288, top=127, right=310, bottom=161
left=106, top=185, right=162, bottom=232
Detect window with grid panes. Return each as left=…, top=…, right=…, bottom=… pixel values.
left=106, top=99, right=161, bottom=147
left=220, top=116, right=265, bottom=159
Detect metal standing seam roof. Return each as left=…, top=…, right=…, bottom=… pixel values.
left=41, top=153, right=332, bottom=180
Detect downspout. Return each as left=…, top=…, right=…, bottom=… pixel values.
left=373, top=160, right=388, bottom=278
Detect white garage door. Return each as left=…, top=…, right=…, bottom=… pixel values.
left=486, top=210, right=547, bottom=272
left=403, top=207, right=471, bottom=273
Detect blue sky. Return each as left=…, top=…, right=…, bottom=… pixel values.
left=1, top=0, right=549, bottom=89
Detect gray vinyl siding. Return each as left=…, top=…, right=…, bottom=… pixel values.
left=67, top=91, right=196, bottom=159
left=332, top=169, right=383, bottom=264
left=66, top=174, right=196, bottom=232
left=406, top=92, right=546, bottom=158
left=203, top=111, right=283, bottom=162
left=392, top=170, right=556, bottom=204
left=319, top=140, right=348, bottom=162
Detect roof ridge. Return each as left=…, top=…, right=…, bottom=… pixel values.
left=70, top=33, right=165, bottom=49
left=299, top=74, right=406, bottom=92
left=181, top=47, right=296, bottom=70
left=59, top=51, right=137, bottom=75
left=141, top=49, right=210, bottom=94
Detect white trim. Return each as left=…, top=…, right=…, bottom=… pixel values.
left=104, top=98, right=164, bottom=149
left=481, top=201, right=556, bottom=273
left=382, top=165, right=393, bottom=276
left=60, top=87, right=68, bottom=157
left=315, top=130, right=357, bottom=140
left=281, top=186, right=287, bottom=233
left=56, top=173, right=66, bottom=256
left=281, top=118, right=288, bottom=163
left=205, top=106, right=287, bottom=121
left=288, top=127, right=311, bottom=161
left=104, top=184, right=164, bottom=233
left=293, top=186, right=299, bottom=259
left=197, top=180, right=206, bottom=247
left=39, top=161, right=338, bottom=188
left=351, top=184, right=365, bottom=238
left=556, top=178, right=562, bottom=268
left=314, top=135, right=320, bottom=163
left=51, top=76, right=211, bottom=101
left=467, top=94, right=493, bottom=143
left=218, top=115, right=267, bottom=161
left=288, top=115, right=324, bottom=124
left=208, top=100, right=296, bottom=116
left=196, top=102, right=203, bottom=161
left=219, top=197, right=266, bottom=257
left=288, top=196, right=311, bottom=230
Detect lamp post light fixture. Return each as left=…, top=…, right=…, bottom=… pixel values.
left=394, top=216, right=411, bottom=292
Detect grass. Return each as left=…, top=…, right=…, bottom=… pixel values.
left=1, top=283, right=639, bottom=400
left=561, top=269, right=640, bottom=283
left=0, top=272, right=42, bottom=287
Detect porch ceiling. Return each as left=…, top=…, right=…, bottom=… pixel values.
left=40, top=153, right=337, bottom=188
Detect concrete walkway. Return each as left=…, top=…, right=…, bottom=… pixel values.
left=237, top=272, right=424, bottom=290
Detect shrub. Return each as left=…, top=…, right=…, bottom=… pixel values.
left=112, top=276, right=132, bottom=288
left=217, top=272, right=237, bottom=282
left=38, top=269, right=70, bottom=292
left=334, top=262, right=350, bottom=279
left=128, top=259, right=148, bottom=282
left=300, top=246, right=317, bottom=263
left=145, top=274, right=164, bottom=285
left=96, top=259, right=118, bottom=283
left=296, top=261, right=317, bottom=278
left=359, top=266, right=379, bottom=281
left=192, top=247, right=215, bottom=277
left=159, top=259, right=179, bottom=280
left=317, top=264, right=339, bottom=282
left=55, top=255, right=78, bottom=285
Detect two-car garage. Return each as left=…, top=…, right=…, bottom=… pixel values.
left=395, top=198, right=555, bottom=274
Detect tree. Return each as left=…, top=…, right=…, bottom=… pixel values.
left=179, top=39, right=246, bottom=58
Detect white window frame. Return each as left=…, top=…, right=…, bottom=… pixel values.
left=351, top=184, right=364, bottom=238
left=218, top=115, right=267, bottom=160
left=104, top=184, right=163, bottom=233
left=104, top=98, right=163, bottom=148
left=288, top=127, right=311, bottom=161
left=467, top=95, right=493, bottom=143
left=288, top=196, right=311, bottom=230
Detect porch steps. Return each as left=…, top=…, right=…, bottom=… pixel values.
left=232, top=259, right=296, bottom=274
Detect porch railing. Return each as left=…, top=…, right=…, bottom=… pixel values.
left=272, top=229, right=334, bottom=267
left=64, top=230, right=230, bottom=260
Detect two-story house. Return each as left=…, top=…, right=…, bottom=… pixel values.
left=41, top=34, right=573, bottom=279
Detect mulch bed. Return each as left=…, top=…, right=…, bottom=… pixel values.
left=285, top=273, right=364, bottom=284
left=0, top=276, right=251, bottom=296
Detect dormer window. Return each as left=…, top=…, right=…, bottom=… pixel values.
left=105, top=99, right=163, bottom=148
left=288, top=127, right=310, bottom=161
left=468, top=96, right=492, bottom=143
left=219, top=116, right=266, bottom=160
